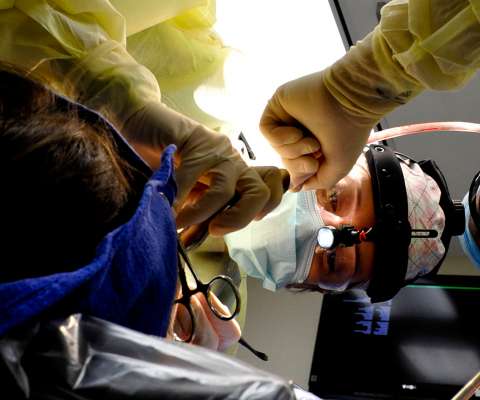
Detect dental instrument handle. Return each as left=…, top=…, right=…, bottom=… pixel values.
left=239, top=336, right=269, bottom=361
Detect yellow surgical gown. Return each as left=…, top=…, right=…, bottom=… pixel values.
left=0, top=0, right=227, bottom=129
left=324, top=0, right=480, bottom=121
left=2, top=0, right=479, bottom=128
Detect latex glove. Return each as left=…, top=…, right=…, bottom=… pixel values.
left=170, top=293, right=241, bottom=351
left=260, top=71, right=374, bottom=191
left=178, top=166, right=289, bottom=250
left=260, top=25, right=429, bottom=191
left=123, top=101, right=284, bottom=235
left=192, top=292, right=241, bottom=351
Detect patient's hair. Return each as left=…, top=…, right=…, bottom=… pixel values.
left=0, top=67, right=138, bottom=282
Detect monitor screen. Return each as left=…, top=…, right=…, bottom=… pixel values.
left=309, top=275, right=480, bottom=400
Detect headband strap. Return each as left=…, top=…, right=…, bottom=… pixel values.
left=365, top=144, right=411, bottom=302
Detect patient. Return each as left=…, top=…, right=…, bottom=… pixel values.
left=0, top=66, right=239, bottom=350
left=226, top=146, right=464, bottom=302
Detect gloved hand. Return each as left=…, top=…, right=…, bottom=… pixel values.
left=178, top=166, right=289, bottom=250
left=191, top=292, right=241, bottom=351
left=259, top=71, right=374, bottom=191
left=260, top=29, right=425, bottom=191
left=169, top=292, right=241, bottom=351
left=123, top=101, right=286, bottom=235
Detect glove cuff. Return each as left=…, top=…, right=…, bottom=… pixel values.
left=323, top=28, right=423, bottom=124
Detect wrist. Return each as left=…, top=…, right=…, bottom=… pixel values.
left=323, top=29, right=423, bottom=124
left=122, top=101, right=192, bottom=149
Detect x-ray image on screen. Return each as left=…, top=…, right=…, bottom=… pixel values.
left=309, top=275, right=480, bottom=400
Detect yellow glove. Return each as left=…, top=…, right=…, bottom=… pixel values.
left=124, top=101, right=285, bottom=235
left=260, top=28, right=423, bottom=191
left=260, top=70, right=377, bottom=191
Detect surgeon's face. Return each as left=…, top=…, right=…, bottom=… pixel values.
left=305, top=155, right=375, bottom=291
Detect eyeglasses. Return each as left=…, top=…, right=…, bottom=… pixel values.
left=174, top=240, right=268, bottom=361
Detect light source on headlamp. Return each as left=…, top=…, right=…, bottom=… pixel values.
left=318, top=227, right=336, bottom=249
left=317, top=225, right=372, bottom=250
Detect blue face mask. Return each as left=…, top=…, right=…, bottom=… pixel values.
left=458, top=193, right=480, bottom=269
left=224, top=191, right=324, bottom=291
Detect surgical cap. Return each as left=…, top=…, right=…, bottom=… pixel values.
left=400, top=158, right=446, bottom=280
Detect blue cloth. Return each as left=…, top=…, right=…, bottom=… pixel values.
left=458, top=193, right=480, bottom=269
left=0, top=146, right=178, bottom=337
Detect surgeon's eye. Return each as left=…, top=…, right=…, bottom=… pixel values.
left=328, top=190, right=338, bottom=212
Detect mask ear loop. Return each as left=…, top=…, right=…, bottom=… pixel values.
left=367, top=121, right=480, bottom=143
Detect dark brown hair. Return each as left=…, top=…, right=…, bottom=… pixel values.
left=0, top=66, right=138, bottom=282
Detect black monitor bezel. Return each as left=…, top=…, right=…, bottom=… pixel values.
left=309, top=274, right=480, bottom=400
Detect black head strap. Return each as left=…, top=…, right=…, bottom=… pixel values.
left=365, top=144, right=412, bottom=303
left=365, top=146, right=465, bottom=303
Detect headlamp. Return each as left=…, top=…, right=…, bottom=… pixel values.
left=317, top=225, right=373, bottom=250
left=317, top=224, right=438, bottom=251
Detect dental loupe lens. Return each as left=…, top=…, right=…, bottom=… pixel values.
left=318, top=227, right=335, bottom=249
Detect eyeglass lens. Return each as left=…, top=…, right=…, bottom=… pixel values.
left=207, top=277, right=239, bottom=320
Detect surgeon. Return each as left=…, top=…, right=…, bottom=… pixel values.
left=225, top=143, right=465, bottom=302
left=259, top=0, right=480, bottom=278
left=0, top=0, right=285, bottom=238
